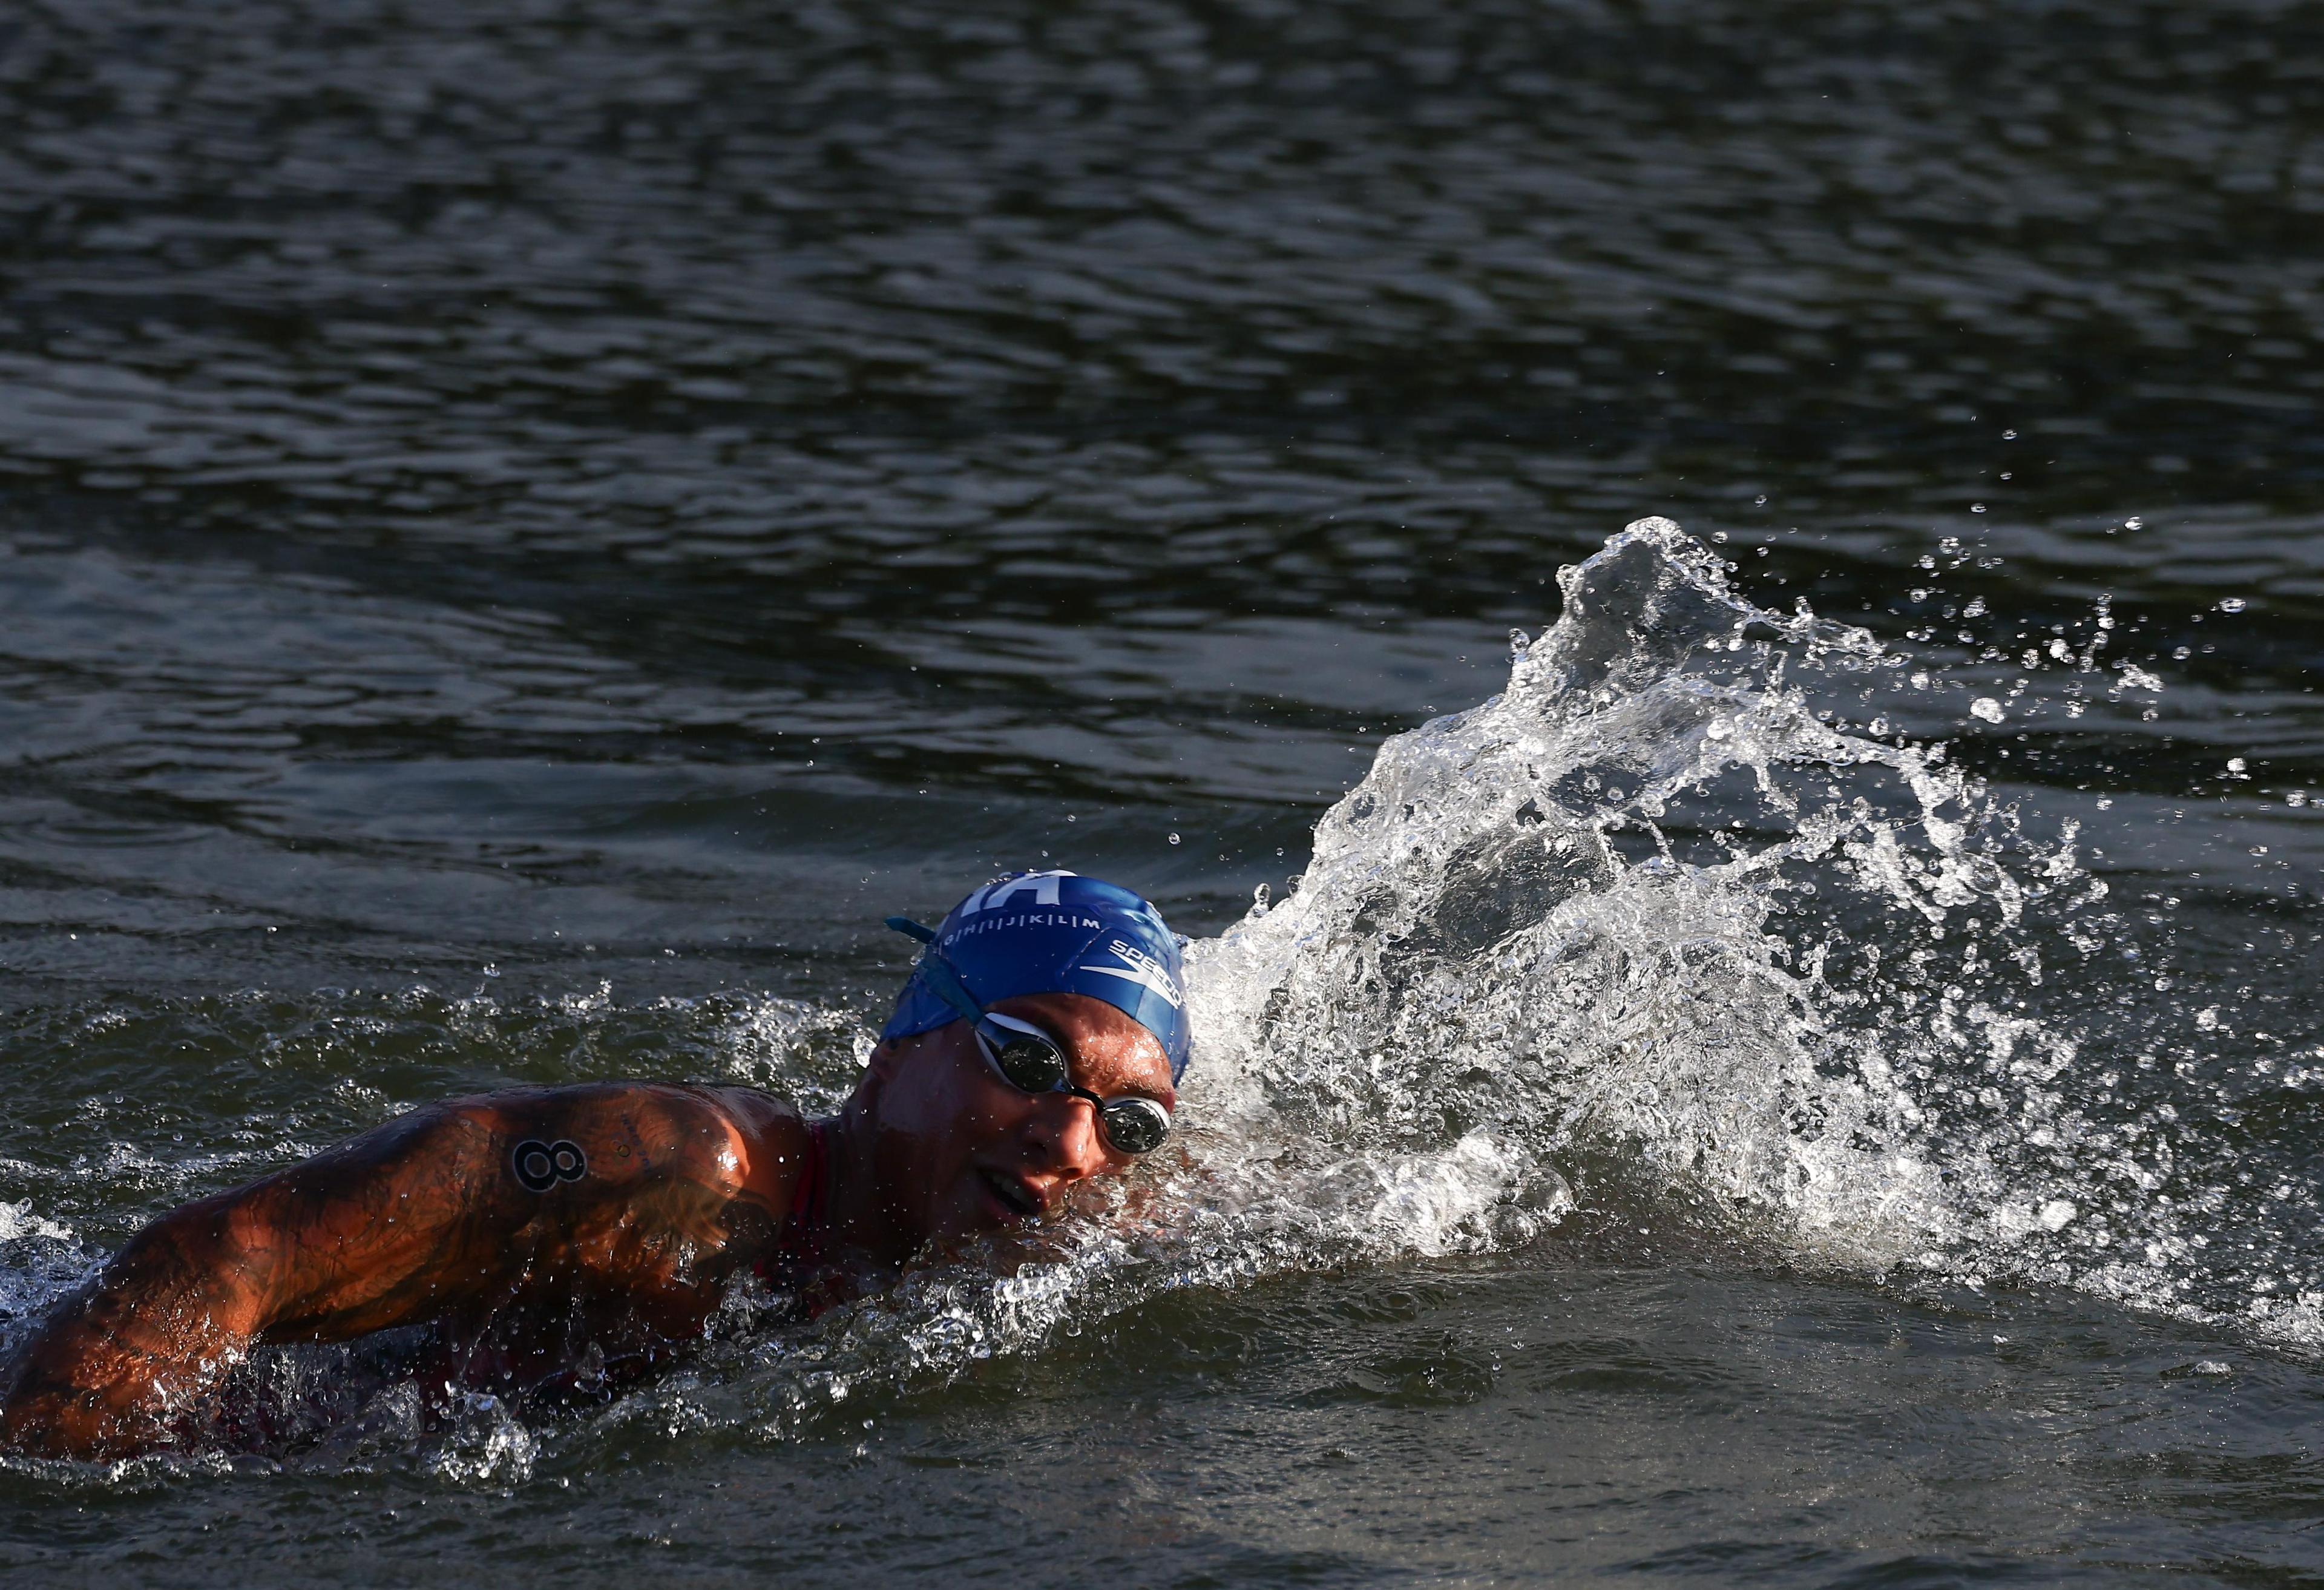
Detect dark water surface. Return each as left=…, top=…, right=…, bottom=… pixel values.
left=4, top=1, right=2323, bottom=1583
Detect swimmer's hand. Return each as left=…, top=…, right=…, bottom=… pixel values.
left=0, top=1084, right=806, bottom=1461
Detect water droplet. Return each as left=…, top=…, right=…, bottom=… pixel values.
left=2227, top=757, right=2247, bottom=774
left=2218, top=597, right=2247, bottom=614
left=1971, top=504, right=1987, bottom=513
left=1167, top=832, right=1181, bottom=846
left=1969, top=697, right=2005, bottom=723
left=2003, top=429, right=2018, bottom=439
left=2124, top=516, right=2144, bottom=530
left=1754, top=494, right=1767, bottom=505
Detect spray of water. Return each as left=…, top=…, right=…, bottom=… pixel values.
left=1192, top=517, right=2090, bottom=1270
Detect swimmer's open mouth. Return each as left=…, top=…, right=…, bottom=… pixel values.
left=977, top=1166, right=1042, bottom=1220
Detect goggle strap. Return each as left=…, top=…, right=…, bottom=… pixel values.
left=885, top=916, right=989, bottom=1028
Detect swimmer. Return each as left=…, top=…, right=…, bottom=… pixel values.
left=0, top=870, right=1187, bottom=1461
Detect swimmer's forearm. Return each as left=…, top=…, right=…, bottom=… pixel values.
left=0, top=1105, right=516, bottom=1459
left=0, top=1197, right=276, bottom=1459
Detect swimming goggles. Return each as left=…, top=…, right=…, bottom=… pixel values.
left=885, top=917, right=1173, bottom=1155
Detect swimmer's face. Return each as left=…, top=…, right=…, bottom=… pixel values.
left=862, top=992, right=1175, bottom=1249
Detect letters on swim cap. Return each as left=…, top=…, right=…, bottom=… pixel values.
left=880, top=870, right=1192, bottom=1082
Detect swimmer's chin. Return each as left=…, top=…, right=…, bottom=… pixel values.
left=972, top=1164, right=1044, bottom=1225
left=919, top=1180, right=1117, bottom=1268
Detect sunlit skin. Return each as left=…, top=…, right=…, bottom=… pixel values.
left=0, top=993, right=1172, bottom=1462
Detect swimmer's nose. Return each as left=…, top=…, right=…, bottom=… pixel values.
left=1021, top=1094, right=1108, bottom=1181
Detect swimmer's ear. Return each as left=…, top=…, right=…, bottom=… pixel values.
left=853, top=1036, right=913, bottom=1112
left=864, top=1037, right=906, bottom=1083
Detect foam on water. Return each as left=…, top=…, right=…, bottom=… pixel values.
left=3, top=520, right=2316, bottom=1477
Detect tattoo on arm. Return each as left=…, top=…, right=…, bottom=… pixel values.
left=511, top=1140, right=588, bottom=1192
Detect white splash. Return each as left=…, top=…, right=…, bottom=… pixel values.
left=1184, top=517, right=2081, bottom=1275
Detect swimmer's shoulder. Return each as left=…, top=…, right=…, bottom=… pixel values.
left=686, top=1085, right=815, bottom=1214
left=410, top=1081, right=812, bottom=1214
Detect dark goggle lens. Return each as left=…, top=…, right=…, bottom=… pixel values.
left=978, top=1017, right=1171, bottom=1155
left=991, top=1033, right=1069, bottom=1093
left=1099, top=1097, right=1171, bottom=1155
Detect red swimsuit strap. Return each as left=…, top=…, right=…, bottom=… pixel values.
left=759, top=1118, right=831, bottom=1279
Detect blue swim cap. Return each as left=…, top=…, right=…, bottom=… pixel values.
left=881, top=871, right=1192, bottom=1083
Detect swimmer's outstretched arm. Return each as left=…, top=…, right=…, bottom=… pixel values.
left=0, top=1083, right=803, bottom=1461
